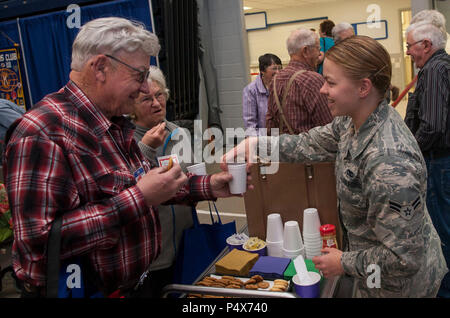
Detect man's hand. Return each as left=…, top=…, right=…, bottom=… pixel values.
left=210, top=170, right=253, bottom=198
left=136, top=163, right=187, bottom=206
left=312, top=248, right=344, bottom=278
left=141, top=122, right=167, bottom=148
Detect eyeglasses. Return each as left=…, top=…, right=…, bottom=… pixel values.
left=406, top=40, right=424, bottom=50
left=105, top=54, right=150, bottom=83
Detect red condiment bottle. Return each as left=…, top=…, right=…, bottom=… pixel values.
left=320, top=224, right=338, bottom=249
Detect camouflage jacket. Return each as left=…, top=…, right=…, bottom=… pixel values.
left=261, top=100, right=448, bottom=297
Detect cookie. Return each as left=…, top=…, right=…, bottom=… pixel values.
left=257, top=281, right=269, bottom=289
left=222, top=276, right=235, bottom=280
left=226, top=284, right=242, bottom=289
left=273, top=283, right=287, bottom=290
left=270, top=287, right=284, bottom=292
left=244, top=278, right=257, bottom=285
left=251, top=275, right=264, bottom=283
left=245, top=284, right=259, bottom=290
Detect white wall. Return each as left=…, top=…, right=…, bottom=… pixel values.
left=246, top=0, right=410, bottom=64
left=245, top=0, right=411, bottom=91
left=207, top=0, right=250, bottom=130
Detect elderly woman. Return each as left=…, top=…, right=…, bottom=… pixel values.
left=224, top=36, right=447, bottom=297
left=243, top=53, right=282, bottom=136
left=131, top=66, right=193, bottom=297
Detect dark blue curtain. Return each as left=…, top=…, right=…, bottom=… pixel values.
left=0, top=0, right=155, bottom=107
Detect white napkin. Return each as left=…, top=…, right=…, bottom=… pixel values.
left=294, top=254, right=313, bottom=285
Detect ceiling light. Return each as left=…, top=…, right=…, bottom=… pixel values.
left=244, top=6, right=252, bottom=10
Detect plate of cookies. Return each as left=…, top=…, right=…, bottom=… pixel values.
left=197, top=274, right=290, bottom=292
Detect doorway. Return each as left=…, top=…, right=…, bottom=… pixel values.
left=401, top=9, right=414, bottom=87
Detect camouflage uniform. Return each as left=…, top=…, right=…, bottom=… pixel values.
left=261, top=100, right=448, bottom=297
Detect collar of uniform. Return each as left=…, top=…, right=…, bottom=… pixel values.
left=255, top=74, right=268, bottom=95
left=349, top=99, right=389, bottom=159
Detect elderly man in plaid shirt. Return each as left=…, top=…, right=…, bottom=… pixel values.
left=266, top=28, right=333, bottom=135
left=3, top=17, right=238, bottom=298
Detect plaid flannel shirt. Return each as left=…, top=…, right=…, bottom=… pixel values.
left=266, top=60, right=333, bottom=134
left=4, top=81, right=214, bottom=293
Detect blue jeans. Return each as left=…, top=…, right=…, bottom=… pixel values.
left=425, top=154, right=450, bottom=298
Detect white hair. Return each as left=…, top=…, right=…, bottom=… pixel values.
left=406, top=20, right=447, bottom=50
left=148, top=66, right=170, bottom=99
left=71, top=17, right=160, bottom=70
left=332, top=22, right=354, bottom=41
left=411, top=9, right=446, bottom=30
left=286, top=28, right=317, bottom=55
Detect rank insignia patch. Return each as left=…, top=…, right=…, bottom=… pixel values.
left=389, top=197, right=421, bottom=220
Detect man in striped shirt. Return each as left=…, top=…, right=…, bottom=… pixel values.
left=266, top=28, right=333, bottom=135
left=3, top=17, right=236, bottom=297
left=405, top=14, right=450, bottom=298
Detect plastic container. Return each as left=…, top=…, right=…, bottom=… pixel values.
left=243, top=237, right=267, bottom=256
left=243, top=244, right=267, bottom=256
left=320, top=224, right=338, bottom=249
left=226, top=233, right=248, bottom=251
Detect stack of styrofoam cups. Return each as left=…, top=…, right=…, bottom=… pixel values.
left=265, top=213, right=284, bottom=257
left=303, top=208, right=322, bottom=259
left=282, top=221, right=305, bottom=259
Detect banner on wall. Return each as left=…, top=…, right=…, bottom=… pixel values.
left=0, top=47, right=26, bottom=111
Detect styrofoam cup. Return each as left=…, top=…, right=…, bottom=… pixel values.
left=305, top=251, right=322, bottom=260
left=187, top=162, right=207, bottom=175
left=303, top=208, right=321, bottom=235
left=266, top=213, right=284, bottom=242
left=282, top=246, right=305, bottom=259
left=303, top=233, right=322, bottom=239
left=266, top=240, right=284, bottom=257
left=283, top=221, right=303, bottom=251
left=293, top=272, right=321, bottom=298
left=227, top=163, right=247, bottom=194
left=304, top=243, right=323, bottom=251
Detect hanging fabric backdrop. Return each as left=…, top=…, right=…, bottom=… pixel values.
left=0, top=0, right=156, bottom=109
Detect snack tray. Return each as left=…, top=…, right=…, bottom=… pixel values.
left=161, top=225, right=339, bottom=298
left=209, top=274, right=291, bottom=292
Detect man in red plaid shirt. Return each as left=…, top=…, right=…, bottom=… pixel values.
left=266, top=28, right=333, bottom=135
left=3, top=17, right=238, bottom=297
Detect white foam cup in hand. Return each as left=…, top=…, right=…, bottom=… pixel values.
left=227, top=163, right=247, bottom=194
left=283, top=221, right=304, bottom=251
left=303, top=208, right=321, bottom=235
left=187, top=162, right=207, bottom=175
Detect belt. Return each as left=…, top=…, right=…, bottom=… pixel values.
left=423, top=148, right=450, bottom=159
